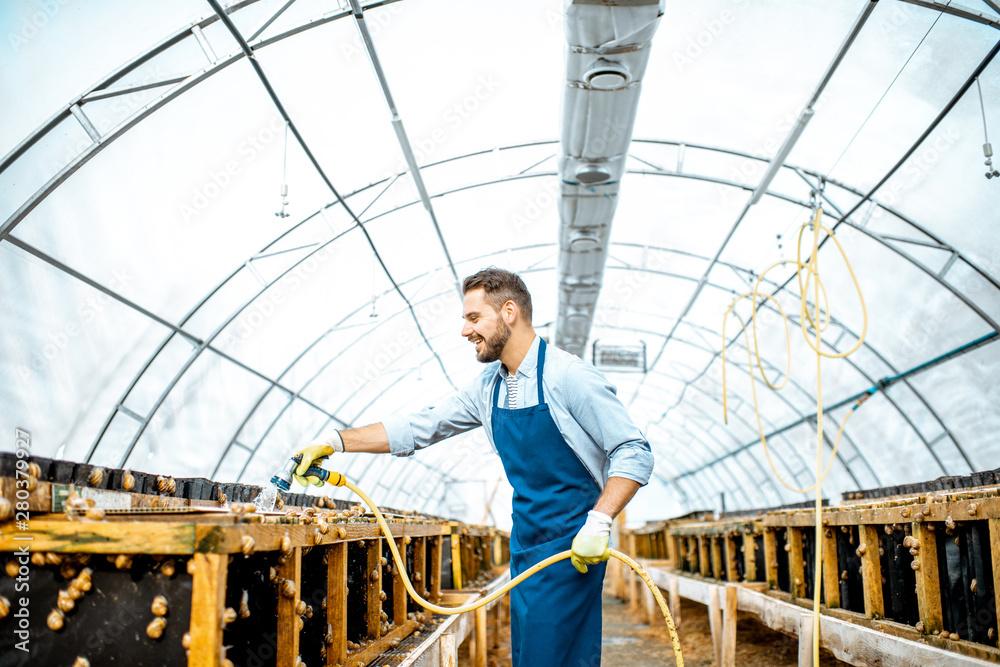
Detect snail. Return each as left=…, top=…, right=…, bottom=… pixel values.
left=151, top=595, right=168, bottom=617
left=146, top=617, right=166, bottom=639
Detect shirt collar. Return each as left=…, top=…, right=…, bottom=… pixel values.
left=499, top=335, right=540, bottom=380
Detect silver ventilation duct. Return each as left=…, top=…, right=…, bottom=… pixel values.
left=554, top=0, right=664, bottom=358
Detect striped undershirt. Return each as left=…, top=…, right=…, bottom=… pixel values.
left=506, top=374, right=518, bottom=409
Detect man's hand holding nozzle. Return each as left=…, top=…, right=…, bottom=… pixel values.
left=293, top=431, right=344, bottom=487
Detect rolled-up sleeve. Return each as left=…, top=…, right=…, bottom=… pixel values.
left=383, top=383, right=483, bottom=457
left=563, top=361, right=654, bottom=486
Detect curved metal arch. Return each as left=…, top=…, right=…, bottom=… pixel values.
left=663, top=415, right=758, bottom=509
left=26, top=118, right=991, bottom=479
left=593, top=308, right=877, bottom=488
left=681, top=402, right=787, bottom=507
left=0, top=0, right=408, bottom=236
left=606, top=261, right=951, bottom=483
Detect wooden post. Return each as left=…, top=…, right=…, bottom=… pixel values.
left=413, top=537, right=427, bottom=598
left=474, top=605, right=488, bottom=667
left=708, top=586, right=723, bottom=667
left=429, top=534, right=443, bottom=602
left=367, top=538, right=383, bottom=638
left=990, top=519, right=1000, bottom=647
left=764, top=529, right=779, bottom=591
left=441, top=632, right=457, bottom=667
left=789, top=527, right=806, bottom=598
left=699, top=536, right=711, bottom=578
left=669, top=574, right=681, bottom=628
left=711, top=536, right=723, bottom=580
left=744, top=531, right=757, bottom=582
left=724, top=534, right=739, bottom=583
left=821, top=525, right=840, bottom=609
left=628, top=562, right=640, bottom=611
left=665, top=530, right=675, bottom=566
left=643, top=581, right=657, bottom=625
left=327, top=542, right=347, bottom=667
left=722, top=584, right=738, bottom=667
left=798, top=613, right=814, bottom=667
left=675, top=536, right=686, bottom=572
left=490, top=602, right=501, bottom=648
left=188, top=553, right=227, bottom=667
left=450, top=524, right=463, bottom=590
left=277, top=547, right=302, bottom=667
left=858, top=525, right=884, bottom=619
left=914, top=522, right=943, bottom=635
left=393, top=537, right=407, bottom=625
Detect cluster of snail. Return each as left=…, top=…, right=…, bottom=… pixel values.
left=45, top=567, right=94, bottom=632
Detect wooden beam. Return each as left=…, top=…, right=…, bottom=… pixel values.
left=413, top=536, right=427, bottom=598
left=722, top=584, right=737, bottom=667
left=669, top=574, right=681, bottom=628
left=326, top=542, right=347, bottom=667
left=429, top=535, right=443, bottom=602
left=991, top=519, right=1000, bottom=649
left=708, top=585, right=723, bottom=666
left=276, top=547, right=302, bottom=667
left=744, top=531, right=757, bottom=583
left=914, top=522, right=943, bottom=635
left=798, top=613, right=814, bottom=667
left=711, top=536, right=723, bottom=581
left=858, top=525, right=884, bottom=619
left=474, top=605, right=487, bottom=667
left=699, top=536, right=711, bottom=578
left=764, top=529, right=779, bottom=591
left=367, top=538, right=383, bottom=639
left=788, top=527, right=806, bottom=598
left=724, top=534, right=739, bottom=583
left=187, top=553, right=227, bottom=667
left=393, top=537, right=407, bottom=625
left=450, top=525, right=463, bottom=590
left=821, top=525, right=840, bottom=609
left=490, top=601, right=501, bottom=649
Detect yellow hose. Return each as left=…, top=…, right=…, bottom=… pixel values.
left=720, top=205, right=868, bottom=666
left=320, top=473, right=685, bottom=667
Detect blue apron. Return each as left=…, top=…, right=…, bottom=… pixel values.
left=491, top=338, right=605, bottom=667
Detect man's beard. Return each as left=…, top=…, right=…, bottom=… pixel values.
left=475, top=320, right=511, bottom=363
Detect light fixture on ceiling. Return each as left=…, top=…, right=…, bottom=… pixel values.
left=584, top=59, right=630, bottom=90
left=575, top=163, right=612, bottom=184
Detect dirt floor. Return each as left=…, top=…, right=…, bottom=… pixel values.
left=458, top=594, right=850, bottom=666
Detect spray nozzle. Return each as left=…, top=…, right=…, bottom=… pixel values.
left=269, top=454, right=331, bottom=493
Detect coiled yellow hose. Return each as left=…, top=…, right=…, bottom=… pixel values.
left=721, top=205, right=868, bottom=666
left=320, top=473, right=685, bottom=666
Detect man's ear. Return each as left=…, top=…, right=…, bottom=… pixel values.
left=503, top=300, right=517, bottom=324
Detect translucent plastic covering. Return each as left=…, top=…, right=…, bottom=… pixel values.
left=2, top=0, right=998, bottom=528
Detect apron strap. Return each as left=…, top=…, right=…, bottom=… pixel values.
left=536, top=338, right=546, bottom=406
left=491, top=338, right=548, bottom=409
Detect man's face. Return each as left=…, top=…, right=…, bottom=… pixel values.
left=461, top=288, right=511, bottom=363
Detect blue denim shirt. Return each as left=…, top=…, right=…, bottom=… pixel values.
left=383, top=336, right=654, bottom=489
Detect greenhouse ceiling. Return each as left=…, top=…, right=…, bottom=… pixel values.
left=1, top=0, right=998, bottom=527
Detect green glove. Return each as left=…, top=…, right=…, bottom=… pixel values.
left=570, top=510, right=613, bottom=573
left=293, top=432, right=344, bottom=487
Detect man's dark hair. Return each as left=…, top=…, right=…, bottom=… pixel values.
left=463, top=268, right=533, bottom=321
